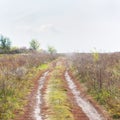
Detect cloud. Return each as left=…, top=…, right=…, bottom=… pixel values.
left=39, top=24, right=59, bottom=33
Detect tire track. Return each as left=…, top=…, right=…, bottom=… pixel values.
left=65, top=71, right=105, bottom=120
left=34, top=71, right=49, bottom=120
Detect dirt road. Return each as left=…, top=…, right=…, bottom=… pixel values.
left=17, top=59, right=109, bottom=120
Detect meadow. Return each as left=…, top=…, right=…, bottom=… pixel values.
left=0, top=51, right=120, bottom=120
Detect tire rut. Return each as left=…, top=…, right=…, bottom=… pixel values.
left=34, top=71, right=49, bottom=120
left=65, top=71, right=105, bottom=120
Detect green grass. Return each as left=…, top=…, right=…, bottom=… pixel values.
left=0, top=63, right=49, bottom=120
left=38, top=63, right=49, bottom=70
left=45, top=66, right=74, bottom=120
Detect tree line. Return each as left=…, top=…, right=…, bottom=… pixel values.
left=0, top=34, right=56, bottom=54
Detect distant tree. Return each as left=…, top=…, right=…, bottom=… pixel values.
left=29, top=39, right=40, bottom=51
left=0, top=35, right=11, bottom=53
left=48, top=46, right=57, bottom=55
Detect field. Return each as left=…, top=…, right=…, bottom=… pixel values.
left=0, top=52, right=120, bottom=120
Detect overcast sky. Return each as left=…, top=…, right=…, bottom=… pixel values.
left=0, top=0, right=120, bottom=52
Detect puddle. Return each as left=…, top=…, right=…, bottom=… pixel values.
left=34, top=71, right=49, bottom=120
left=65, top=71, right=105, bottom=120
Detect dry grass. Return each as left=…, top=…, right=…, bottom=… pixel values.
left=67, top=52, right=120, bottom=119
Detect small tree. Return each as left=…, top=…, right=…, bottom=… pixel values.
left=48, top=46, right=57, bottom=55
left=0, top=35, right=11, bottom=53
left=29, top=39, right=40, bottom=51
left=92, top=48, right=103, bottom=90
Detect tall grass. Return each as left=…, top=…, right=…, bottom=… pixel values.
left=67, top=52, right=120, bottom=119
left=0, top=53, right=55, bottom=120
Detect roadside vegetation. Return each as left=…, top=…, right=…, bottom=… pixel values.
left=67, top=52, right=120, bottom=119
left=0, top=53, right=56, bottom=120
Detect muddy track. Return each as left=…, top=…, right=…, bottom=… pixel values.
left=65, top=71, right=105, bottom=120
left=34, top=71, right=49, bottom=120
left=16, top=59, right=109, bottom=120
